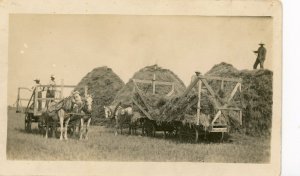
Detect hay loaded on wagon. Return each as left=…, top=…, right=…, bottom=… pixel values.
left=110, top=65, right=186, bottom=137
left=16, top=83, right=92, bottom=140
left=160, top=73, right=243, bottom=142
left=111, top=64, right=243, bottom=142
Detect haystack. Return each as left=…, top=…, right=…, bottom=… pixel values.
left=75, top=66, right=125, bottom=119
left=112, top=65, right=186, bottom=119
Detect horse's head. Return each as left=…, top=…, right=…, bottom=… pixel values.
left=104, top=106, right=112, bottom=119
left=83, top=94, right=93, bottom=113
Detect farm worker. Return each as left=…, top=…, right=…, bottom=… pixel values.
left=191, top=71, right=201, bottom=83
left=190, top=71, right=201, bottom=91
left=46, top=74, right=56, bottom=108
left=253, top=42, right=267, bottom=69
left=32, top=79, right=42, bottom=111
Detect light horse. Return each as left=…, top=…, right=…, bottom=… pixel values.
left=104, top=103, right=139, bottom=136
left=77, top=95, right=93, bottom=140
left=43, top=95, right=78, bottom=140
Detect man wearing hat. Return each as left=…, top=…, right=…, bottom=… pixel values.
left=253, top=42, right=267, bottom=69
left=191, top=71, right=201, bottom=83
left=32, top=79, right=43, bottom=111
left=46, top=75, right=56, bottom=108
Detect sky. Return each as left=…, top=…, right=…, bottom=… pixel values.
left=8, top=15, right=273, bottom=105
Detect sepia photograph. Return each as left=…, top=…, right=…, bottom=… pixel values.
left=0, top=0, right=282, bottom=175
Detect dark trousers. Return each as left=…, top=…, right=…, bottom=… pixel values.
left=253, top=59, right=264, bottom=69
left=46, top=90, right=55, bottom=108
left=37, top=92, right=42, bottom=111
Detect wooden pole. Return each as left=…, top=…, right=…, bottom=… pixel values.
left=239, top=110, right=242, bottom=125
left=16, top=88, right=20, bottom=112
left=60, top=79, right=64, bottom=99
left=197, top=80, right=202, bottom=126
left=84, top=86, right=88, bottom=97
left=33, top=88, right=38, bottom=115
left=153, top=74, right=156, bottom=95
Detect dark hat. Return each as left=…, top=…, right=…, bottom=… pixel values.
left=259, top=42, right=265, bottom=45
left=34, top=79, right=40, bottom=82
left=195, top=71, right=201, bottom=75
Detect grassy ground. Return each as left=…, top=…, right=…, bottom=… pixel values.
left=6, top=109, right=270, bottom=162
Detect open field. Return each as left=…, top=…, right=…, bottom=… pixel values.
left=6, top=109, right=270, bottom=162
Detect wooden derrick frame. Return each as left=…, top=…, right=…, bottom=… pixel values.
left=131, top=78, right=175, bottom=120
left=131, top=75, right=176, bottom=137
left=182, top=75, right=242, bottom=141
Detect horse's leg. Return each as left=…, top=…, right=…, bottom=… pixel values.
left=114, top=118, right=118, bottom=136
left=114, top=126, right=118, bottom=136
left=58, top=110, right=64, bottom=140
left=85, top=117, right=91, bottom=140
left=45, top=118, right=48, bottom=139
left=79, top=118, right=84, bottom=140
left=64, top=117, right=70, bottom=140
left=134, top=124, right=137, bottom=135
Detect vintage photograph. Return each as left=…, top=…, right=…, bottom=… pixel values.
left=6, top=14, right=274, bottom=163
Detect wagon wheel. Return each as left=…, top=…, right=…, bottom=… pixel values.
left=25, top=113, right=32, bottom=132
left=179, top=125, right=199, bottom=143
left=38, top=120, right=45, bottom=134
left=144, top=120, right=156, bottom=137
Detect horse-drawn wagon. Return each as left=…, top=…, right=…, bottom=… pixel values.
left=130, top=70, right=243, bottom=142
left=16, top=83, right=92, bottom=139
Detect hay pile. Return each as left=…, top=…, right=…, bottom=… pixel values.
left=205, top=62, right=273, bottom=136
left=75, top=66, right=125, bottom=120
left=112, top=65, right=186, bottom=120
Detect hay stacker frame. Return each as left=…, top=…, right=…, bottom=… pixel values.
left=178, top=74, right=243, bottom=142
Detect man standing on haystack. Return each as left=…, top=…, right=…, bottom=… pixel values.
left=46, top=74, right=56, bottom=108
left=253, top=42, right=267, bottom=69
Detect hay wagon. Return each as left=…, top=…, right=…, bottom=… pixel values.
left=131, top=70, right=243, bottom=142
left=170, top=74, right=243, bottom=142
left=16, top=83, right=88, bottom=135
left=128, top=65, right=181, bottom=138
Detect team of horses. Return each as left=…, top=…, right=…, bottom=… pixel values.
left=40, top=91, right=143, bottom=140
left=41, top=93, right=93, bottom=140
left=104, top=103, right=141, bottom=136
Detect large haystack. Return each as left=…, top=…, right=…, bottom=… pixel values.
left=112, top=65, right=186, bottom=118
left=75, top=66, right=125, bottom=119
left=205, top=62, right=273, bottom=136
